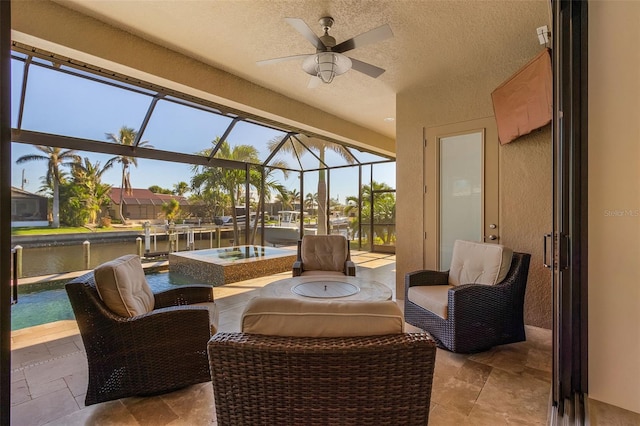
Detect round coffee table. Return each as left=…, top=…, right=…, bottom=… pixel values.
left=261, top=276, right=393, bottom=301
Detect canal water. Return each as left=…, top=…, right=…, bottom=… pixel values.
left=17, top=238, right=233, bottom=278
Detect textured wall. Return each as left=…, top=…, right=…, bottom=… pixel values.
left=396, top=45, right=552, bottom=328
left=499, top=126, right=551, bottom=328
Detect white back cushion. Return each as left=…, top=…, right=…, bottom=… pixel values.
left=301, top=235, right=348, bottom=272
left=448, top=240, right=513, bottom=286
left=241, top=297, right=404, bottom=337
left=94, top=255, right=155, bottom=317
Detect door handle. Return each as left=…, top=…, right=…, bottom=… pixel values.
left=487, top=234, right=498, bottom=241
left=543, top=233, right=552, bottom=268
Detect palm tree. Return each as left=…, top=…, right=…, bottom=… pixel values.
left=268, top=136, right=355, bottom=234
left=247, top=165, right=289, bottom=243
left=173, top=181, right=189, bottom=196
left=16, top=146, right=79, bottom=228
left=305, top=192, right=318, bottom=215
left=345, top=181, right=396, bottom=245
left=289, top=189, right=301, bottom=210
left=71, top=157, right=114, bottom=225
left=275, top=190, right=293, bottom=211
left=192, top=138, right=259, bottom=243
left=105, top=126, right=153, bottom=224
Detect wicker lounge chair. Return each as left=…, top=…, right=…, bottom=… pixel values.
left=293, top=234, right=356, bottom=276
left=404, top=240, right=531, bottom=353
left=65, top=255, right=217, bottom=405
left=208, top=297, right=437, bottom=425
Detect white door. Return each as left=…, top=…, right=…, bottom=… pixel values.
left=424, top=117, right=500, bottom=270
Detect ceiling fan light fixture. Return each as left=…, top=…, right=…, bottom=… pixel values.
left=302, top=52, right=352, bottom=84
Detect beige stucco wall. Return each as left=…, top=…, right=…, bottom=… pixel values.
left=396, top=52, right=552, bottom=327
left=588, top=1, right=640, bottom=414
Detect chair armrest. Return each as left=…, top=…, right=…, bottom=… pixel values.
left=345, top=260, right=356, bottom=276
left=447, top=283, right=511, bottom=319
left=154, top=285, right=214, bottom=308
left=405, top=270, right=449, bottom=288
left=292, top=261, right=303, bottom=276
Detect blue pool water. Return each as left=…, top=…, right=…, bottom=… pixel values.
left=10, top=271, right=199, bottom=331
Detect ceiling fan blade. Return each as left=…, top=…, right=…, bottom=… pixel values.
left=284, top=18, right=325, bottom=50
left=257, top=54, right=313, bottom=66
left=307, top=76, right=322, bottom=89
left=349, top=58, right=386, bottom=78
left=333, top=24, right=393, bottom=54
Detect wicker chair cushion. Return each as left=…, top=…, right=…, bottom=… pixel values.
left=192, top=302, right=219, bottom=334
left=407, top=285, right=453, bottom=319
left=300, top=235, right=348, bottom=272
left=241, top=297, right=404, bottom=337
left=94, top=255, right=154, bottom=317
left=448, top=240, right=513, bottom=286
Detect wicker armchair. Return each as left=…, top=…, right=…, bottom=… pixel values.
left=208, top=297, right=437, bottom=425
left=293, top=234, right=356, bottom=276
left=404, top=241, right=531, bottom=353
left=209, top=333, right=436, bottom=425
left=66, top=270, right=216, bottom=406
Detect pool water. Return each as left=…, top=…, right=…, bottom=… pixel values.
left=10, top=271, right=199, bottom=331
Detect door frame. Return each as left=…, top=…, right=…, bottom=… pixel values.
left=549, top=0, right=589, bottom=423
left=424, top=116, right=500, bottom=270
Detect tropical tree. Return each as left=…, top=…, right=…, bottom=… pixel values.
left=16, top=146, right=80, bottom=228
left=305, top=192, right=318, bottom=214
left=105, top=126, right=153, bottom=224
left=247, top=165, right=289, bottom=243
left=173, top=181, right=189, bottom=196
left=268, top=137, right=355, bottom=234
left=190, top=166, right=227, bottom=219
left=70, top=157, right=114, bottom=225
left=275, top=190, right=293, bottom=211
left=192, top=138, right=259, bottom=243
left=345, top=181, right=396, bottom=245
left=161, top=199, right=181, bottom=222
left=149, top=185, right=173, bottom=194
left=289, top=189, right=301, bottom=209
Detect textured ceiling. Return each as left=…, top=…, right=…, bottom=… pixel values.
left=52, top=0, right=550, bottom=139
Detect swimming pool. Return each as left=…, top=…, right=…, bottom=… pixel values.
left=10, top=271, right=198, bottom=331
left=169, top=245, right=296, bottom=285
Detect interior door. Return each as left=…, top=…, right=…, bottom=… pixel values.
left=424, top=117, right=500, bottom=270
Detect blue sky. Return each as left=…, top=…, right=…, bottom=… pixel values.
left=10, top=56, right=395, bottom=203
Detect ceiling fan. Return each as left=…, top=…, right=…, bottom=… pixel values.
left=257, top=17, right=393, bottom=87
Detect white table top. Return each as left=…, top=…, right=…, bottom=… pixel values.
left=261, top=275, right=393, bottom=301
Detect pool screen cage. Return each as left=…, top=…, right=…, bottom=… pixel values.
left=9, top=42, right=395, bottom=251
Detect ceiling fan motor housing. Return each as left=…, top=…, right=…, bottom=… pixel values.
left=318, top=16, right=336, bottom=51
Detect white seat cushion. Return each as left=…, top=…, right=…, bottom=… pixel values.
left=241, top=297, right=404, bottom=337
left=301, top=235, right=348, bottom=272
left=94, top=255, right=154, bottom=317
left=408, top=285, right=452, bottom=319
left=448, top=240, right=513, bottom=286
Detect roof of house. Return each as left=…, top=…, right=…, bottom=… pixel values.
left=108, top=188, right=193, bottom=206
left=11, top=187, right=47, bottom=200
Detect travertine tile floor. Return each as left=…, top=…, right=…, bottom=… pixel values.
left=11, top=252, right=554, bottom=425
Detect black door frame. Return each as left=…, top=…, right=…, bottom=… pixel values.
left=550, top=0, right=589, bottom=422
left=1, top=0, right=12, bottom=423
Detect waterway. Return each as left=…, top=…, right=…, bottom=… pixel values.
left=16, top=238, right=234, bottom=278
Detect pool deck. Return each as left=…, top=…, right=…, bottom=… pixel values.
left=8, top=250, right=565, bottom=426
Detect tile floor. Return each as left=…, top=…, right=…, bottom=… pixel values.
left=11, top=252, right=555, bottom=425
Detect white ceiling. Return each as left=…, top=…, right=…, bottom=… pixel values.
left=52, top=0, right=550, bottom=139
